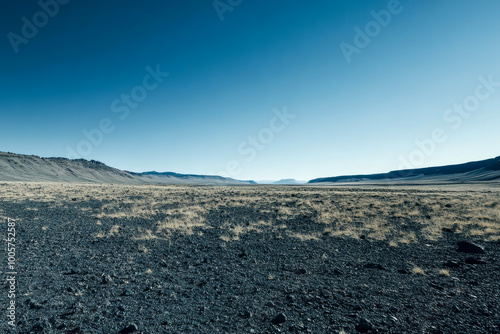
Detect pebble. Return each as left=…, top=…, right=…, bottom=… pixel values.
left=271, top=313, right=287, bottom=325
left=355, top=318, right=373, bottom=333
left=457, top=241, right=485, bottom=254
left=119, top=323, right=138, bottom=333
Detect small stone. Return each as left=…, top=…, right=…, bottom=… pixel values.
left=355, top=318, right=373, bottom=333
left=271, top=313, right=287, bottom=325
left=101, top=274, right=112, bottom=284
left=465, top=257, right=487, bottom=265
left=239, top=310, right=252, bottom=319
left=443, top=260, right=461, bottom=268
left=457, top=241, right=485, bottom=254
left=119, top=323, right=138, bottom=333
left=364, top=263, right=386, bottom=270
left=294, top=268, right=307, bottom=275
left=122, top=289, right=133, bottom=296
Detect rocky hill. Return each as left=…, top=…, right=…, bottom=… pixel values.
left=0, top=152, right=254, bottom=185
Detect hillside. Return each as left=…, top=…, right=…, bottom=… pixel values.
left=0, top=152, right=254, bottom=185
left=309, top=156, right=500, bottom=184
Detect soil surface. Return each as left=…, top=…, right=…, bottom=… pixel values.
left=0, top=183, right=499, bottom=333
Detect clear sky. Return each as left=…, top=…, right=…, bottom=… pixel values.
left=1, top=0, right=500, bottom=181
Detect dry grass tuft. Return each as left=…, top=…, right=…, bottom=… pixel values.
left=287, top=232, right=321, bottom=241
left=439, top=269, right=450, bottom=277
left=412, top=267, right=425, bottom=275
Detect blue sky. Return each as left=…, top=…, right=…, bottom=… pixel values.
left=1, top=0, right=500, bottom=181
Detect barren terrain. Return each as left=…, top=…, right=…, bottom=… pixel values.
left=1, top=182, right=499, bottom=333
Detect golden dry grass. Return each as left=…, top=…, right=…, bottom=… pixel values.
left=412, top=267, right=426, bottom=275
left=0, top=182, right=499, bottom=244
left=439, top=269, right=450, bottom=277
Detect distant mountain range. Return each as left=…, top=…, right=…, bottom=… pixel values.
left=1, top=151, right=499, bottom=186
left=309, top=156, right=500, bottom=184
left=0, top=152, right=255, bottom=185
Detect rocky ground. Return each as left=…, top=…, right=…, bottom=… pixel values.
left=0, top=183, right=499, bottom=333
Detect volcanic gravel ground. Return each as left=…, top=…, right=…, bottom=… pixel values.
left=0, top=186, right=499, bottom=333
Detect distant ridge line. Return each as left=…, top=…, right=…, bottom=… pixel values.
left=0, top=151, right=255, bottom=185
left=309, top=156, right=500, bottom=184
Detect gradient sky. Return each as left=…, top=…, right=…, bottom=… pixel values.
left=1, top=0, right=500, bottom=181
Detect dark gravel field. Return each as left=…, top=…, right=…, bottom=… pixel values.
left=1, top=183, right=499, bottom=333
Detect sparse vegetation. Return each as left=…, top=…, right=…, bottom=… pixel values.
left=1, top=181, right=499, bottom=333
left=412, top=267, right=426, bottom=275
left=439, top=269, right=450, bottom=277
left=0, top=182, right=499, bottom=244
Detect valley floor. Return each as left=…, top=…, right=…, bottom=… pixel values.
left=0, top=182, right=499, bottom=333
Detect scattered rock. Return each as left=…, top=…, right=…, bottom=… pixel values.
left=364, top=263, right=386, bottom=270
left=443, top=260, right=461, bottom=268
left=122, top=289, right=134, bottom=296
left=294, top=268, right=307, bottom=275
left=239, top=310, right=252, bottom=319
left=465, top=257, right=487, bottom=265
left=119, top=323, right=138, bottom=333
left=457, top=241, right=485, bottom=254
left=429, top=282, right=444, bottom=291
left=271, top=313, right=287, bottom=325
left=62, top=269, right=79, bottom=275
left=101, top=274, right=112, bottom=284
left=355, top=318, right=373, bottom=333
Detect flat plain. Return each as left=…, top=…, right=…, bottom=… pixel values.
left=1, top=182, right=499, bottom=333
